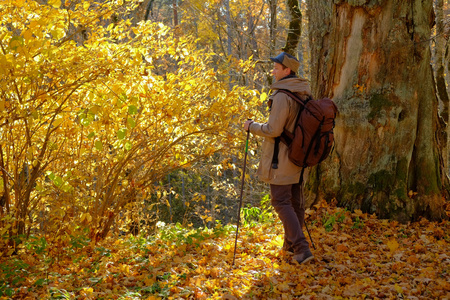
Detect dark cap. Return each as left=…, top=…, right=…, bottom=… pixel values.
left=270, top=52, right=300, bottom=74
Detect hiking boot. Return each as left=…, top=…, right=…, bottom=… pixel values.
left=282, top=246, right=294, bottom=255
left=293, top=250, right=314, bottom=265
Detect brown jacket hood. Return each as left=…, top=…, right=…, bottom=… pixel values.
left=249, top=77, right=312, bottom=185
left=271, top=77, right=311, bottom=94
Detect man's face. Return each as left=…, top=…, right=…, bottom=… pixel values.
left=272, top=62, right=291, bottom=82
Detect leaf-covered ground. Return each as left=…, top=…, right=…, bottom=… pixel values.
left=1, top=201, right=449, bottom=299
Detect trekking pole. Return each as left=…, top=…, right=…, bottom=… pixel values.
left=304, top=221, right=316, bottom=250
left=232, top=120, right=251, bottom=266
left=299, top=167, right=316, bottom=250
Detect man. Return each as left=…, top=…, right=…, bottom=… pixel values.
left=243, top=52, right=314, bottom=264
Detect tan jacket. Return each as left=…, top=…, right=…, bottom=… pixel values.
left=249, top=77, right=312, bottom=185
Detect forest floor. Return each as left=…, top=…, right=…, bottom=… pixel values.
left=1, top=200, right=449, bottom=300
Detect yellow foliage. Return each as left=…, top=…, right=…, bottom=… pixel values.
left=0, top=0, right=263, bottom=241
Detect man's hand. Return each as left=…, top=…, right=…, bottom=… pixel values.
left=244, top=119, right=253, bottom=132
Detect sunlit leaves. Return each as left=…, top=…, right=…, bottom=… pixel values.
left=0, top=0, right=263, bottom=253
left=1, top=201, right=449, bottom=298
left=47, top=0, right=61, bottom=8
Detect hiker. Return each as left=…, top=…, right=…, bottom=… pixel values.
left=243, top=52, right=314, bottom=264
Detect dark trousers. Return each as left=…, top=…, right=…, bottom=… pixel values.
left=270, top=183, right=310, bottom=255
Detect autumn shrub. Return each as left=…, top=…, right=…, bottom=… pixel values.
left=0, top=0, right=266, bottom=252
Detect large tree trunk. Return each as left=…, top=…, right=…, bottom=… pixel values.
left=306, top=0, right=449, bottom=221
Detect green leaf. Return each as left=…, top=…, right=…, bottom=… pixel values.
left=34, top=278, right=47, bottom=286
left=95, top=140, right=103, bottom=151
left=9, top=36, right=24, bottom=50
left=127, top=118, right=136, bottom=129
left=81, top=117, right=91, bottom=126
left=54, top=176, right=63, bottom=187
left=87, top=132, right=96, bottom=139
left=31, top=110, right=39, bottom=119
left=124, top=141, right=132, bottom=151
left=128, top=105, right=138, bottom=115
left=117, top=128, right=127, bottom=140
left=46, top=171, right=55, bottom=181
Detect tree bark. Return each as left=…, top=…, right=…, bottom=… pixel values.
left=225, top=0, right=232, bottom=56
left=434, top=0, right=449, bottom=171
left=306, top=0, right=448, bottom=221
left=269, top=0, right=278, bottom=57
left=283, top=0, right=302, bottom=56
left=0, top=146, right=10, bottom=214
left=173, top=0, right=178, bottom=27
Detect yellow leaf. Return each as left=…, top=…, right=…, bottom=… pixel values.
left=270, top=235, right=283, bottom=247
left=80, top=213, right=92, bottom=223
left=387, top=239, right=399, bottom=252
left=394, top=283, right=403, bottom=294
left=120, top=264, right=130, bottom=274
left=210, top=89, right=218, bottom=98
left=260, top=92, right=267, bottom=102
left=32, top=159, right=38, bottom=167
left=48, top=0, right=61, bottom=8
left=15, top=0, right=26, bottom=7
left=22, top=29, right=33, bottom=41
left=82, top=287, right=93, bottom=295
left=51, top=28, right=65, bottom=40
left=53, top=116, right=64, bottom=127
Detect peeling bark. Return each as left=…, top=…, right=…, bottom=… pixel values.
left=306, top=0, right=448, bottom=221
left=434, top=0, right=449, bottom=171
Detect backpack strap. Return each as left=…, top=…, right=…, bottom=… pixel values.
left=272, top=137, right=280, bottom=169
left=302, top=121, right=323, bottom=167
left=277, top=89, right=318, bottom=121
left=271, top=89, right=312, bottom=170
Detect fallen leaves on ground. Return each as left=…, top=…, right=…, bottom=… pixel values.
left=1, top=200, right=449, bottom=299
